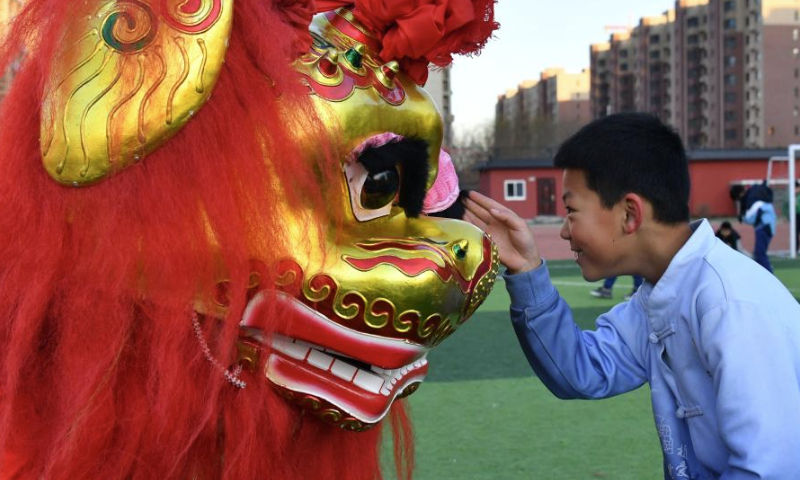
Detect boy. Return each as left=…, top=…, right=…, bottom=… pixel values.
left=464, top=113, right=800, bottom=479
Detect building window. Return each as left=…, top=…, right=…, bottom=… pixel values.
left=796, top=125, right=800, bottom=135
left=725, top=111, right=737, bottom=121
left=688, top=34, right=699, bottom=44
left=687, top=17, right=700, bottom=28
left=724, top=19, right=737, bottom=29
left=725, top=92, right=737, bottom=103
left=724, top=36, right=737, bottom=49
left=726, top=55, right=737, bottom=67
left=504, top=180, right=526, bottom=201
left=724, top=0, right=736, bottom=12
left=650, top=50, right=661, bottom=59
left=650, top=34, right=660, bottom=43
left=725, top=129, right=738, bottom=139
left=725, top=74, right=737, bottom=86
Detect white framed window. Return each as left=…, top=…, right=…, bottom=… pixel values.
left=504, top=180, right=526, bottom=201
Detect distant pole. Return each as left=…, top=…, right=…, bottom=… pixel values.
left=790, top=145, right=798, bottom=259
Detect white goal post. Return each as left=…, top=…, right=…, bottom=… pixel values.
left=766, top=146, right=797, bottom=259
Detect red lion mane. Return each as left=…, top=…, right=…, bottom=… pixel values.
left=0, top=1, right=413, bottom=478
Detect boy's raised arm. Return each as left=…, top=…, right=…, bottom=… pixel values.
left=464, top=191, right=543, bottom=274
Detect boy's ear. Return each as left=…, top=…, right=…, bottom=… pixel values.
left=621, top=193, right=645, bottom=234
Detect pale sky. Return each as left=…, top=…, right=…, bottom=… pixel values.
left=450, top=0, right=676, bottom=139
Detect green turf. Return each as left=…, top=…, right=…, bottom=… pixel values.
left=382, top=256, right=800, bottom=479
left=405, top=378, right=661, bottom=480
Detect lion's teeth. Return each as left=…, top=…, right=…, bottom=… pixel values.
left=330, top=359, right=357, bottom=381
left=271, top=337, right=309, bottom=360
left=307, top=350, right=334, bottom=370
left=353, top=370, right=384, bottom=394
left=269, top=334, right=429, bottom=395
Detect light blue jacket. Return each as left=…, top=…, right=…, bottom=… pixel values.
left=743, top=200, right=776, bottom=236
left=505, top=220, right=800, bottom=479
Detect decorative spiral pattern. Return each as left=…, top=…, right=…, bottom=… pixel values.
left=275, top=387, right=372, bottom=432
left=161, top=0, right=223, bottom=33
left=101, top=1, right=158, bottom=53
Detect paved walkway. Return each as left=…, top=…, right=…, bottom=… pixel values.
left=531, top=219, right=796, bottom=261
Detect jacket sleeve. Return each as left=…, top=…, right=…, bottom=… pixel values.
left=504, top=262, right=648, bottom=400
left=698, top=302, right=800, bottom=479
left=742, top=200, right=763, bottom=226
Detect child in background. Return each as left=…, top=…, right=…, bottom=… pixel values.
left=714, top=220, right=741, bottom=251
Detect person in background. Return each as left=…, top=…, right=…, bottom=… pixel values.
left=464, top=113, right=800, bottom=479
left=714, top=220, right=741, bottom=251
left=589, top=275, right=643, bottom=300
left=741, top=182, right=776, bottom=272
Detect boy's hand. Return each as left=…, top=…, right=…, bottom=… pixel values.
left=464, top=191, right=542, bottom=274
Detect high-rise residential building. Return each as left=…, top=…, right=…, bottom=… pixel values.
left=762, top=1, right=800, bottom=147
left=494, top=68, right=590, bottom=159
left=590, top=0, right=800, bottom=149
left=425, top=66, right=454, bottom=149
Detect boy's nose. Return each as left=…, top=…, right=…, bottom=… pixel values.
left=559, top=219, right=570, bottom=240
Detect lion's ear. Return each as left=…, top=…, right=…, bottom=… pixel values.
left=40, top=0, right=233, bottom=186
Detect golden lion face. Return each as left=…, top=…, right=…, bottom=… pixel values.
left=233, top=10, right=499, bottom=430
left=38, top=1, right=498, bottom=431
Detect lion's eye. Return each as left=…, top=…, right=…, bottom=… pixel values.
left=360, top=168, right=400, bottom=209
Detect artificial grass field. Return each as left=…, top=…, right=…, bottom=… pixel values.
left=389, top=257, right=800, bottom=480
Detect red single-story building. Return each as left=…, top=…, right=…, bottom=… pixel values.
left=478, top=149, right=799, bottom=220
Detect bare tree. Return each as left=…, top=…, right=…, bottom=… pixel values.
left=450, top=119, right=495, bottom=190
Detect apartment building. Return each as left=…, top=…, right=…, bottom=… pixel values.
left=762, top=1, right=800, bottom=147
left=590, top=0, right=800, bottom=149
left=425, top=66, right=455, bottom=149
left=495, top=68, right=590, bottom=159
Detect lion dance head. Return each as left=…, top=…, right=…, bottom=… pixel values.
left=0, top=0, right=497, bottom=478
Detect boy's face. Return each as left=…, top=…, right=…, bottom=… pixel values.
left=560, top=168, right=627, bottom=282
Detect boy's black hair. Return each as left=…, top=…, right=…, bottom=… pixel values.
left=553, top=113, right=690, bottom=224
left=428, top=190, right=469, bottom=220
